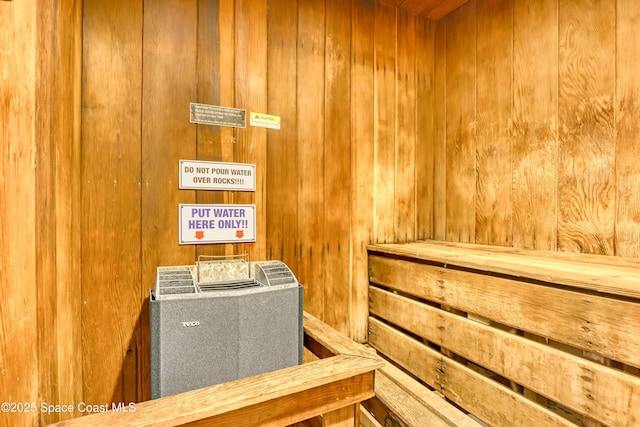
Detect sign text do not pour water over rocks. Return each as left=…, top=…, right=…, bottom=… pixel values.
left=179, top=160, right=256, bottom=192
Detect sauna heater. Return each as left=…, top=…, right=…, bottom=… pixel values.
left=150, top=257, right=303, bottom=399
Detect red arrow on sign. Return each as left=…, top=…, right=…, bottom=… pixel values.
left=195, top=231, right=205, bottom=240
left=236, top=230, right=244, bottom=239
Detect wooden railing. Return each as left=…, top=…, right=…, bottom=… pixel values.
left=49, top=313, right=382, bottom=427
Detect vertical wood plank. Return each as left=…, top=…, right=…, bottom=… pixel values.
left=616, top=0, right=640, bottom=257
left=195, top=0, right=229, bottom=258
left=0, top=1, right=39, bottom=426
left=475, top=0, right=512, bottom=246
left=433, top=20, right=447, bottom=240
left=373, top=2, right=396, bottom=244
left=558, top=0, right=615, bottom=255
left=297, top=0, right=325, bottom=320
left=324, top=0, right=352, bottom=334
left=445, top=0, right=476, bottom=243
left=141, top=0, right=196, bottom=401
left=54, top=0, right=84, bottom=419
left=350, top=0, right=375, bottom=342
left=322, top=404, right=358, bottom=427
left=35, top=1, right=59, bottom=423
left=415, top=17, right=435, bottom=241
left=395, top=9, right=416, bottom=243
left=234, top=0, right=267, bottom=261
left=512, top=0, right=558, bottom=250
left=82, top=0, right=143, bottom=406
left=219, top=0, right=236, bottom=258
left=267, top=0, right=298, bottom=272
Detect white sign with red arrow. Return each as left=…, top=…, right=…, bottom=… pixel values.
left=179, top=204, right=256, bottom=245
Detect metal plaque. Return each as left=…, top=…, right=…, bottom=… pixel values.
left=190, top=103, right=246, bottom=128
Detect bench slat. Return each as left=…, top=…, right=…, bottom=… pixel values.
left=370, top=286, right=640, bottom=427
left=369, top=254, right=640, bottom=368
left=368, top=318, right=575, bottom=427
left=368, top=241, right=640, bottom=299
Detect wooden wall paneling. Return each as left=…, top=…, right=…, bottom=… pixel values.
left=195, top=0, right=230, bottom=259
left=0, top=2, right=39, bottom=426
left=432, top=20, right=446, bottom=240
left=218, top=0, right=236, bottom=258
left=141, top=0, right=197, bottom=401
left=53, top=0, right=84, bottom=420
left=557, top=0, right=615, bottom=255
left=373, top=2, right=396, bottom=244
left=350, top=0, right=375, bottom=342
left=395, top=9, right=416, bottom=243
left=415, top=16, right=435, bottom=240
left=616, top=0, right=640, bottom=257
left=234, top=0, right=267, bottom=261
left=82, top=0, right=143, bottom=406
left=475, top=0, right=512, bottom=246
left=266, top=0, right=298, bottom=271
left=427, top=0, right=469, bottom=21
left=35, top=2, right=59, bottom=424
left=297, top=0, right=325, bottom=320
left=512, top=0, right=558, bottom=250
left=444, top=0, right=475, bottom=243
left=324, top=0, right=352, bottom=334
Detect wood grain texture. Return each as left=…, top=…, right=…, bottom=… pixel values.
left=427, top=0, right=469, bottom=21
left=218, top=0, right=236, bottom=259
left=433, top=20, right=447, bottom=240
left=0, top=2, right=39, bottom=426
left=51, top=354, right=380, bottom=427
left=370, top=287, right=640, bottom=426
left=512, top=0, right=558, bottom=250
left=35, top=3, right=58, bottom=424
left=558, top=0, right=616, bottom=255
left=267, top=0, right=298, bottom=271
left=475, top=0, right=512, bottom=246
left=374, top=374, right=451, bottom=427
left=444, top=0, right=475, bottom=243
left=415, top=16, right=435, bottom=241
left=195, top=0, right=229, bottom=259
left=373, top=2, right=396, bottom=244
left=379, top=361, right=479, bottom=426
left=395, top=9, right=416, bottom=243
left=350, top=0, right=375, bottom=342
left=368, top=318, right=574, bottom=427
left=53, top=0, right=84, bottom=420
left=2, top=2, right=83, bottom=425
left=616, top=0, right=640, bottom=257
left=297, top=0, right=326, bottom=320
left=82, top=0, right=144, bottom=406
left=234, top=0, right=267, bottom=261
left=140, top=0, right=197, bottom=402
left=368, top=245, right=640, bottom=367
left=324, top=0, right=352, bottom=334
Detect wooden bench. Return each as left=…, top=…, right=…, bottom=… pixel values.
left=304, top=312, right=478, bottom=427
left=49, top=312, right=383, bottom=427
left=367, top=240, right=640, bottom=427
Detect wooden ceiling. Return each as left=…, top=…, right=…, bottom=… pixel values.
left=378, top=0, right=469, bottom=20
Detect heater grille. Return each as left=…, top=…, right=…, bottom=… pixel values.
left=198, top=278, right=261, bottom=291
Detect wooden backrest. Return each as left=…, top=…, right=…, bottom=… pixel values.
left=368, top=240, right=640, bottom=427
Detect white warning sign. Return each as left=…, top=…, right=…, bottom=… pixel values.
left=179, top=204, right=256, bottom=245
left=179, top=160, right=255, bottom=191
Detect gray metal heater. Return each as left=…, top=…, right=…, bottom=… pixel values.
left=150, top=256, right=303, bottom=399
